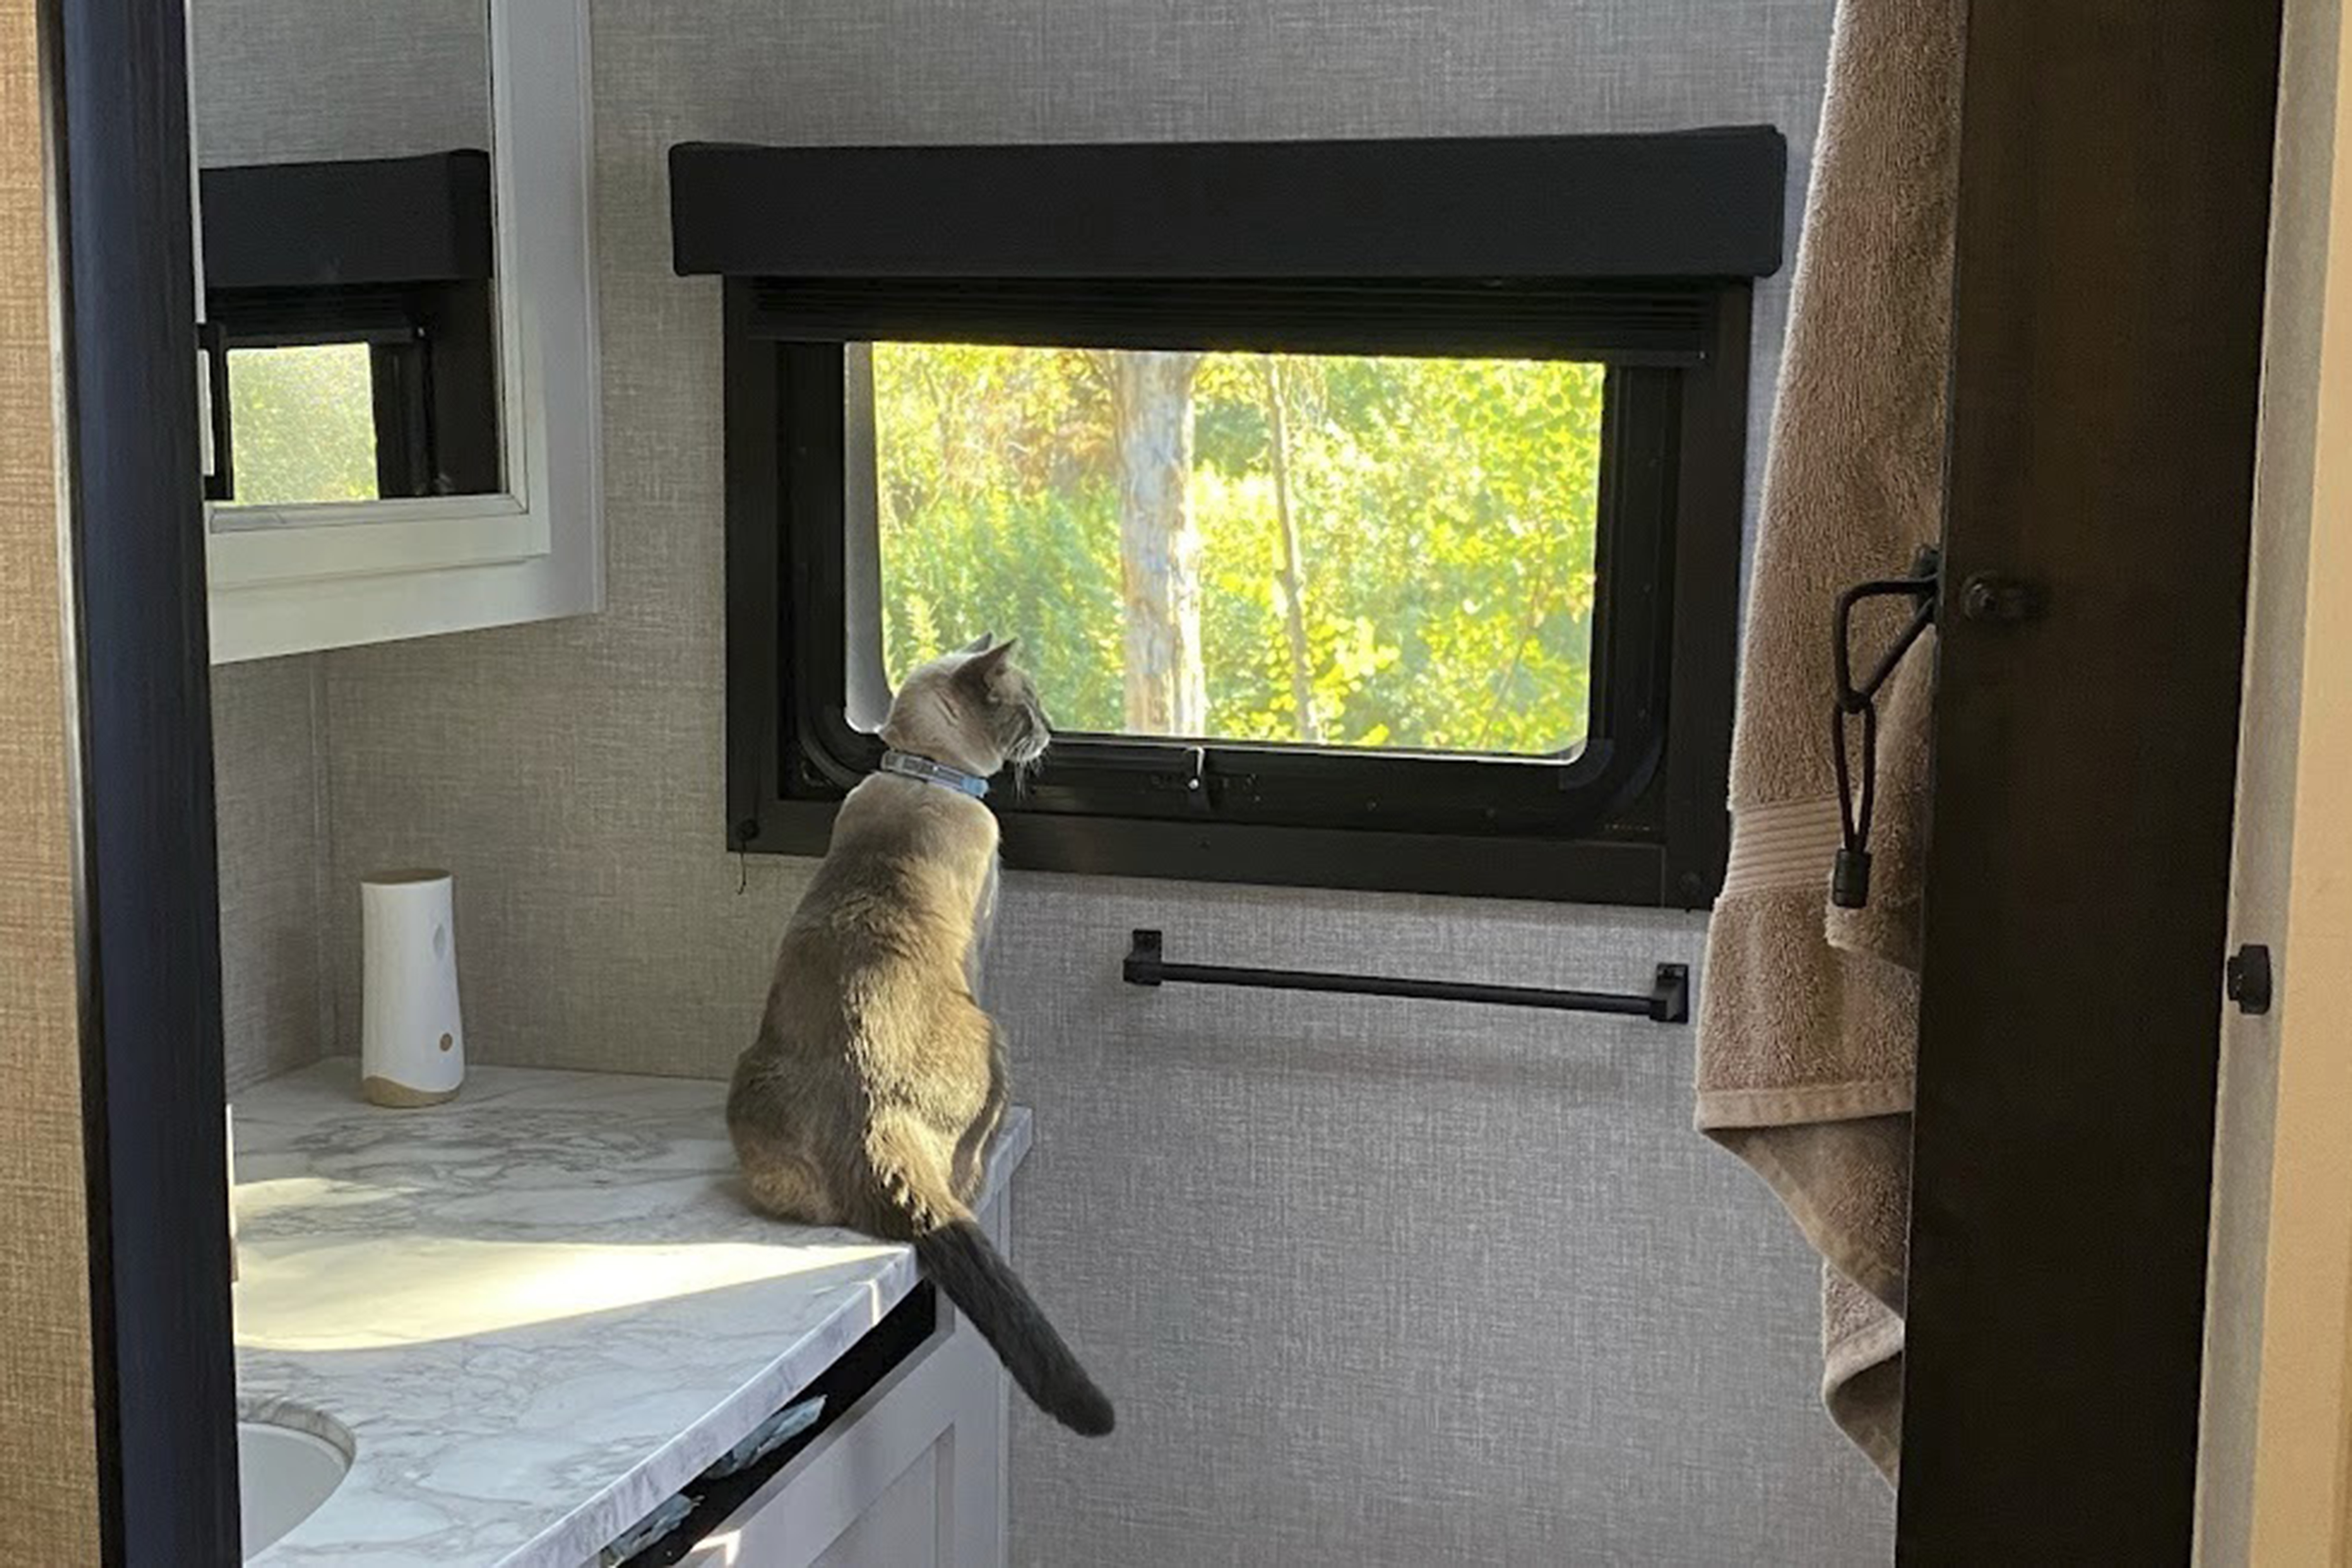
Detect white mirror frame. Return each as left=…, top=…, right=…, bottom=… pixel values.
left=202, top=0, right=601, bottom=664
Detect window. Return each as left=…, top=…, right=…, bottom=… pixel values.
left=683, top=132, right=1783, bottom=904
left=867, top=344, right=1604, bottom=758
left=198, top=152, right=503, bottom=508
left=203, top=285, right=501, bottom=508
left=225, top=342, right=381, bottom=505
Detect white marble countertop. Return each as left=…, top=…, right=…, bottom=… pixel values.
left=231, top=1060, right=1030, bottom=1568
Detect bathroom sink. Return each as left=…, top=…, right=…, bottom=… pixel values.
left=238, top=1417, right=350, bottom=1557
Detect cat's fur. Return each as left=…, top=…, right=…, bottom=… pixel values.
left=727, top=637, right=1113, bottom=1436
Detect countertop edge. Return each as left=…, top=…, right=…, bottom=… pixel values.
left=503, top=1108, right=1034, bottom=1567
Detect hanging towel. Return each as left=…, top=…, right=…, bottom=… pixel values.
left=1694, top=0, right=1964, bottom=1481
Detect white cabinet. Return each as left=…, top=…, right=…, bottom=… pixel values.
left=188, top=0, right=602, bottom=664
left=679, top=1189, right=1014, bottom=1568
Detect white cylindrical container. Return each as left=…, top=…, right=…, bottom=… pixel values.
left=360, top=869, right=465, bottom=1108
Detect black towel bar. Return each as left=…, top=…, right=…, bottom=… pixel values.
left=1120, top=929, right=1691, bottom=1024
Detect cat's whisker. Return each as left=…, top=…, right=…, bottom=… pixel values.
left=1012, top=750, right=1045, bottom=798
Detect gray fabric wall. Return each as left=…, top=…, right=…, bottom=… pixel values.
left=988, top=876, right=1886, bottom=1564
left=191, top=0, right=490, bottom=166
left=207, top=0, right=1894, bottom=1558
left=212, top=657, right=332, bottom=1093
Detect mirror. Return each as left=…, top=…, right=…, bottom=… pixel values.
left=190, top=0, right=502, bottom=511
left=196, top=0, right=601, bottom=665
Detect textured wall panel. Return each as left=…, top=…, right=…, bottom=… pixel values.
left=988, top=874, right=1886, bottom=1565
left=0, top=2, right=102, bottom=1548
left=191, top=0, right=490, bottom=166
left=212, top=657, right=332, bottom=1091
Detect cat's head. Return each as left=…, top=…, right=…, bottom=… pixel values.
left=879, top=634, right=1051, bottom=780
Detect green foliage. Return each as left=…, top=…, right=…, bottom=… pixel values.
left=224, top=343, right=380, bottom=507
left=871, top=341, right=1602, bottom=756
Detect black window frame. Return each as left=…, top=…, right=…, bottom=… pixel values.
left=203, top=281, right=503, bottom=504
left=198, top=151, right=502, bottom=503
left=681, top=133, right=1780, bottom=907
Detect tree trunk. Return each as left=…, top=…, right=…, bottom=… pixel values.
left=1260, top=357, right=1319, bottom=742
left=1108, top=350, right=1206, bottom=735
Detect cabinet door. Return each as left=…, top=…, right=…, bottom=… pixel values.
left=807, top=1436, right=947, bottom=1568
left=682, top=1189, right=1013, bottom=1568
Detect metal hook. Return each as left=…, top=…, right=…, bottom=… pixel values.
left=1829, top=545, right=1941, bottom=909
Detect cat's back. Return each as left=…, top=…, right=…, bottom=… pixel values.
left=741, top=775, right=995, bottom=1136
left=778, top=774, right=996, bottom=978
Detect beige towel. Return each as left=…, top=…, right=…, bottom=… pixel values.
left=1694, top=0, right=1963, bottom=1482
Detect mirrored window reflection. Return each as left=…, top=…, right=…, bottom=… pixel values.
left=225, top=345, right=381, bottom=506
left=191, top=0, right=501, bottom=508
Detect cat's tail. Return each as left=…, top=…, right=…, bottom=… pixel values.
left=911, top=1218, right=1115, bottom=1437
left=913, top=1221, right=1115, bottom=1436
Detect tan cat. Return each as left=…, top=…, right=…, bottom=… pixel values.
left=727, top=637, right=1113, bottom=1435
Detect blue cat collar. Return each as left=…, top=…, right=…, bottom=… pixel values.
left=877, top=750, right=991, bottom=799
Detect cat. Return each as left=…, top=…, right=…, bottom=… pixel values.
left=727, top=635, right=1114, bottom=1436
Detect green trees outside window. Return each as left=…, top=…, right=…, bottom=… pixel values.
left=872, top=343, right=1603, bottom=757
left=223, top=343, right=379, bottom=506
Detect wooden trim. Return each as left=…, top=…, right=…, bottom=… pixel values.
left=0, top=0, right=103, bottom=1556
left=2193, top=0, right=2352, bottom=1557
left=2238, top=0, right=2352, bottom=1556
left=52, top=0, right=242, bottom=1557
left=1898, top=0, right=2284, bottom=1558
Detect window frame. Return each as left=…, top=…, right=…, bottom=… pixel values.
left=723, top=275, right=1750, bottom=906
left=205, top=279, right=504, bottom=503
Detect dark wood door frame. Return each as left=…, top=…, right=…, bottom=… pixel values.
left=1898, top=1, right=2284, bottom=1560
left=52, top=0, right=242, bottom=1559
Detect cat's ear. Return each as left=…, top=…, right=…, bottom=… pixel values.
left=959, top=638, right=1018, bottom=685
left=956, top=632, right=994, bottom=656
